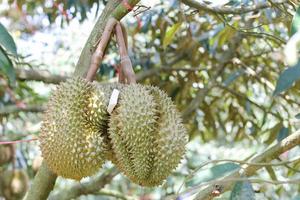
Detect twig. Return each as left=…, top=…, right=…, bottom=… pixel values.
left=173, top=177, right=300, bottom=199
left=181, top=0, right=288, bottom=15
left=177, top=156, right=300, bottom=193
left=191, top=129, right=300, bottom=200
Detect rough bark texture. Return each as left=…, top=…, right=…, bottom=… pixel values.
left=24, top=1, right=140, bottom=199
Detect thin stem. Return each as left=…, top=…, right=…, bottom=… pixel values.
left=86, top=18, right=118, bottom=82
left=115, top=22, right=136, bottom=84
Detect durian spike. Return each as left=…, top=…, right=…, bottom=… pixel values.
left=115, top=22, right=136, bottom=84
left=86, top=18, right=118, bottom=82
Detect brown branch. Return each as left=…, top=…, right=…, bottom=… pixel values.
left=86, top=18, right=118, bottom=82
left=16, top=68, right=68, bottom=84
left=48, top=168, right=119, bottom=200
left=115, top=22, right=136, bottom=84
left=181, top=0, right=288, bottom=15
left=0, top=104, right=45, bottom=115
left=190, top=129, right=300, bottom=200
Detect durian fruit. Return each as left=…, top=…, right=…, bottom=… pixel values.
left=0, top=169, right=29, bottom=200
left=91, top=83, right=124, bottom=160
left=39, top=77, right=110, bottom=180
left=108, top=84, right=187, bottom=186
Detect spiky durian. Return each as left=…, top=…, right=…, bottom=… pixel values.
left=92, top=82, right=124, bottom=160
left=108, top=84, right=187, bottom=186
left=39, top=77, right=109, bottom=180
left=146, top=86, right=187, bottom=186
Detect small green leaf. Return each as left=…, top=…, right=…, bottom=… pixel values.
left=0, top=23, right=17, bottom=57
left=230, top=181, right=255, bottom=200
left=223, top=69, right=245, bottom=86
left=277, top=127, right=289, bottom=141
left=273, top=61, right=300, bottom=96
left=291, top=6, right=300, bottom=36
left=0, top=47, right=16, bottom=85
left=163, top=22, right=182, bottom=49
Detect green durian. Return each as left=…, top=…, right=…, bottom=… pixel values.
left=108, top=84, right=187, bottom=186
left=39, top=77, right=109, bottom=180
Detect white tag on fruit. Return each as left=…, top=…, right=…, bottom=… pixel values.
left=107, top=89, right=120, bottom=114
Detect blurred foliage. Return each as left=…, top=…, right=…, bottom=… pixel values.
left=1, top=0, right=300, bottom=199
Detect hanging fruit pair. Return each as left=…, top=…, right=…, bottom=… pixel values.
left=39, top=18, right=187, bottom=186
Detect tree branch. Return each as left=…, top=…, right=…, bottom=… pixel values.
left=23, top=162, right=57, bottom=200
left=136, top=67, right=206, bottom=81
left=190, top=129, right=300, bottom=200
left=0, top=104, right=45, bottom=115
left=181, top=0, right=288, bottom=15
left=16, top=68, right=68, bottom=84
left=48, top=168, right=119, bottom=200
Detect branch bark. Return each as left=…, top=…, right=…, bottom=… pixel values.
left=181, top=0, right=288, bottom=15
left=16, top=68, right=68, bottom=84
left=192, top=129, right=300, bottom=200
left=23, top=162, right=57, bottom=200
left=25, top=1, right=141, bottom=199
left=48, top=168, right=119, bottom=200
left=0, top=104, right=45, bottom=115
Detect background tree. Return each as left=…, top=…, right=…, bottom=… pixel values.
left=0, top=0, right=300, bottom=199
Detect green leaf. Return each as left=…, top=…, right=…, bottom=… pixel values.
left=223, top=69, right=245, bottom=86
left=277, top=127, right=289, bottom=141
left=0, top=23, right=17, bottom=57
left=230, top=181, right=255, bottom=200
left=291, top=6, right=300, bottom=36
left=273, top=61, right=300, bottom=96
left=295, top=113, right=300, bottom=119
left=163, top=22, right=182, bottom=49
left=187, top=163, right=240, bottom=186
left=0, top=47, right=16, bottom=85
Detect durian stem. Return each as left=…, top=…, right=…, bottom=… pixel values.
left=86, top=18, right=118, bottom=82
left=74, top=0, right=141, bottom=78
left=115, top=22, right=136, bottom=84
